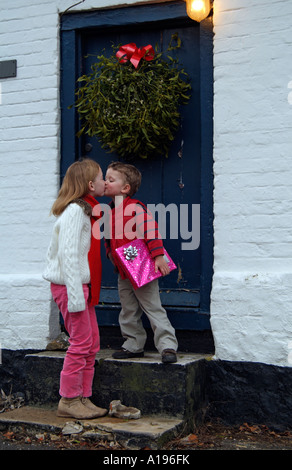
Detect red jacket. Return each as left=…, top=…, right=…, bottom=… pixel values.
left=105, top=196, right=164, bottom=279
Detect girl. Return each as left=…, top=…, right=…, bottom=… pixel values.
left=43, top=158, right=107, bottom=419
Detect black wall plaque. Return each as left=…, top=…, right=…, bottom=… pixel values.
left=0, top=60, right=17, bottom=79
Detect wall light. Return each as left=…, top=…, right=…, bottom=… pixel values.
left=185, top=0, right=211, bottom=22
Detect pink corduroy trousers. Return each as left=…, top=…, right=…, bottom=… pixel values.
left=50, top=283, right=100, bottom=398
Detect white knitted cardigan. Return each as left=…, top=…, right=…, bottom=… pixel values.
left=43, top=203, right=91, bottom=312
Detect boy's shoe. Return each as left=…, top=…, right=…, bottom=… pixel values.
left=57, top=396, right=103, bottom=419
left=161, top=349, right=177, bottom=363
left=112, top=349, right=144, bottom=359
left=81, top=397, right=108, bottom=417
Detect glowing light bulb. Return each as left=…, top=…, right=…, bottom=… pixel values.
left=185, top=0, right=211, bottom=22
left=192, top=0, right=205, bottom=11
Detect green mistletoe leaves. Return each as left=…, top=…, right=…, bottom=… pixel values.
left=73, top=35, right=191, bottom=160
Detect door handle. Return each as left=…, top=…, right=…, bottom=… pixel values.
left=85, top=143, right=93, bottom=152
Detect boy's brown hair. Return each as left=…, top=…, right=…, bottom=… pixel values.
left=108, top=161, right=141, bottom=197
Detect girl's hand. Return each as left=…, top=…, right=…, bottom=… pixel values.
left=154, top=255, right=170, bottom=276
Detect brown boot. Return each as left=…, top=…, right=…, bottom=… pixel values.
left=81, top=397, right=108, bottom=417
left=57, top=396, right=102, bottom=419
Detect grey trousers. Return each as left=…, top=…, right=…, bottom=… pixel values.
left=117, top=276, right=178, bottom=354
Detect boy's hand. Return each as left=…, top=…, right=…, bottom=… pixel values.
left=154, top=255, right=170, bottom=276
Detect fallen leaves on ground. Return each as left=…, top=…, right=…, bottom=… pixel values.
left=1, top=420, right=292, bottom=451
left=165, top=421, right=292, bottom=450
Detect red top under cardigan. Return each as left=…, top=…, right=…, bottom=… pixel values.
left=105, top=196, right=164, bottom=279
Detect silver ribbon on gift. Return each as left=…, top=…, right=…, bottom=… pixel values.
left=123, top=245, right=138, bottom=261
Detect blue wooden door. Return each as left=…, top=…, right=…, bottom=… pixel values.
left=60, top=2, right=213, bottom=331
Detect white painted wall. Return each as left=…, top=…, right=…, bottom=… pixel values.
left=211, top=0, right=292, bottom=365
left=0, top=0, right=61, bottom=349
left=1, top=0, right=292, bottom=366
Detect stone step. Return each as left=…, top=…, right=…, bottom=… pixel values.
left=24, top=350, right=209, bottom=422
left=9, top=349, right=210, bottom=448
left=0, top=405, right=184, bottom=450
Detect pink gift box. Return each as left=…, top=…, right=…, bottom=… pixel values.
left=115, top=239, right=176, bottom=290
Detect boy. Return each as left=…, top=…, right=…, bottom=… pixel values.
left=104, top=162, right=178, bottom=363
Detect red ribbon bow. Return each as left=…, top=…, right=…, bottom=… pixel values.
left=116, top=43, right=155, bottom=69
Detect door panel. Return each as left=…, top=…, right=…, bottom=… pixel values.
left=60, top=3, right=213, bottom=330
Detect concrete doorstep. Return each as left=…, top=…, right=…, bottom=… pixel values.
left=0, top=405, right=185, bottom=450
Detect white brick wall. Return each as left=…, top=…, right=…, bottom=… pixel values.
left=1, top=0, right=292, bottom=366
left=211, top=0, right=292, bottom=365
left=0, top=0, right=61, bottom=349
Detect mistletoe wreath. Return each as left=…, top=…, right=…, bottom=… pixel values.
left=74, top=34, right=191, bottom=160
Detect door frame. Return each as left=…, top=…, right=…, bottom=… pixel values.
left=60, top=1, right=213, bottom=330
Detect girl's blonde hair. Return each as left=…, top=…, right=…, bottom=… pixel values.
left=51, top=158, right=101, bottom=216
